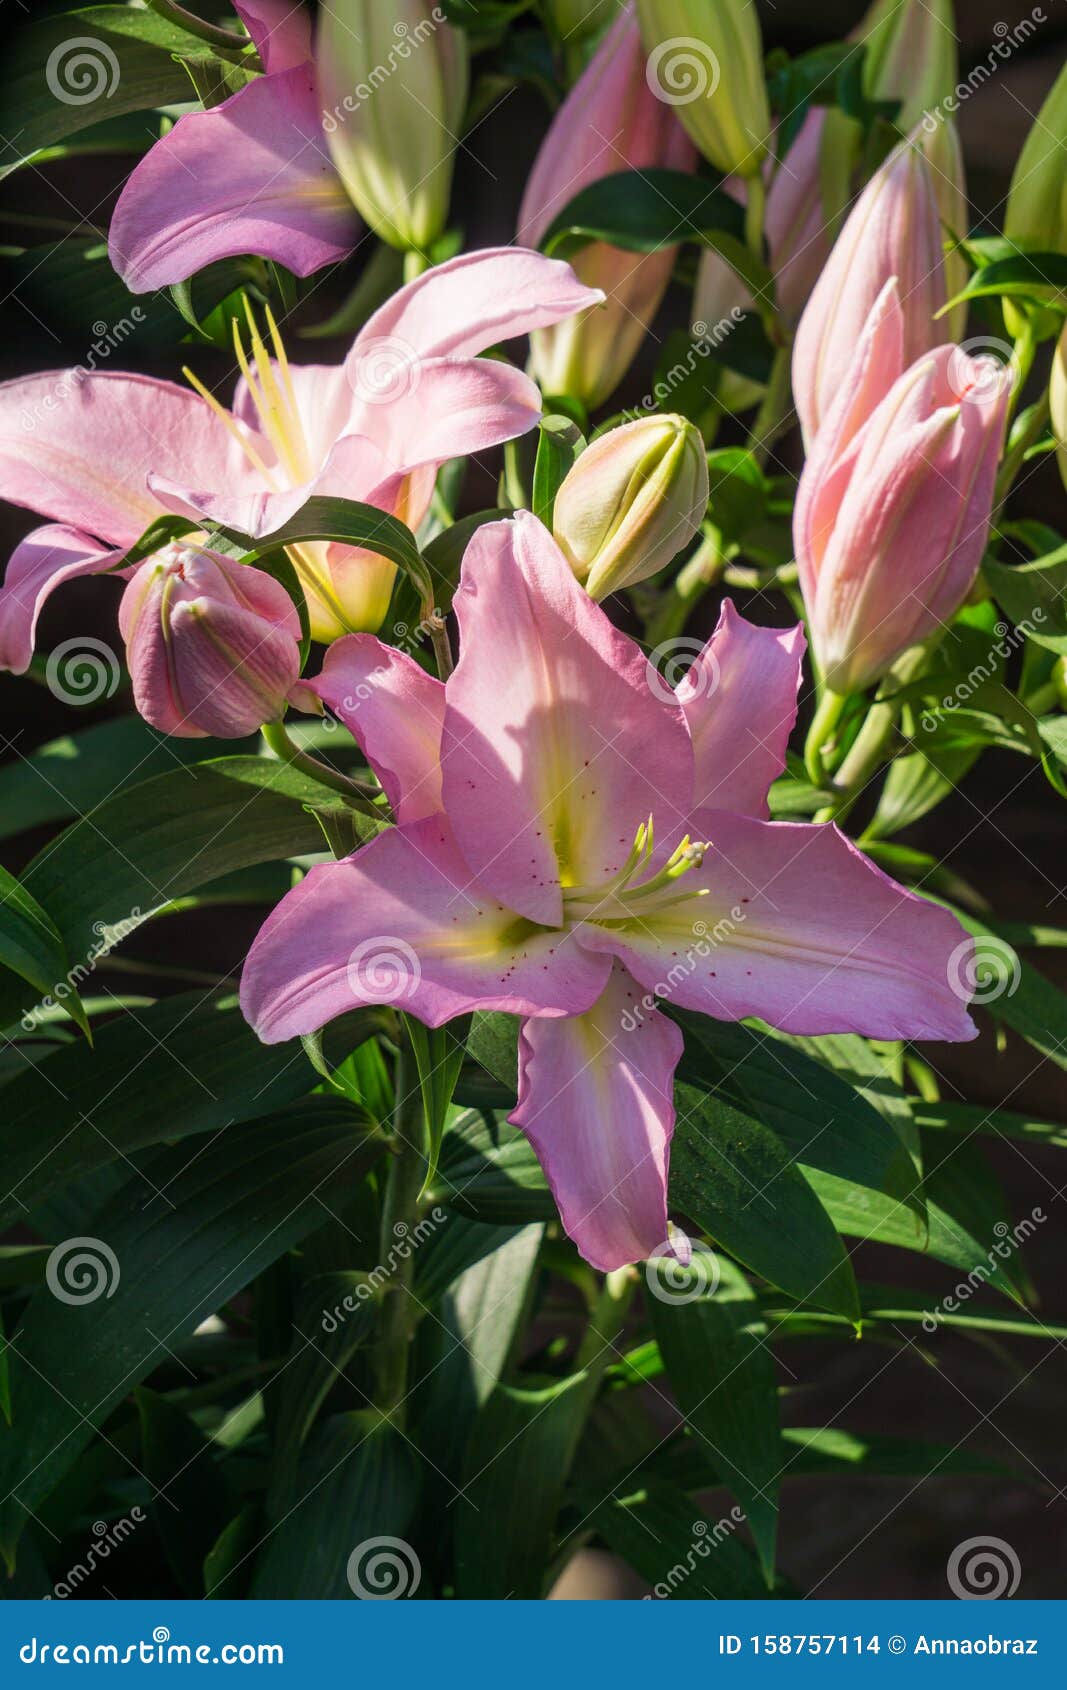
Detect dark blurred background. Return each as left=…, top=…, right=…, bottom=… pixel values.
left=1, top=0, right=1065, bottom=1596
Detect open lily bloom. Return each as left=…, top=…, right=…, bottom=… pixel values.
left=0, top=248, right=602, bottom=662
left=108, top=2, right=361, bottom=293
left=242, top=512, right=976, bottom=1271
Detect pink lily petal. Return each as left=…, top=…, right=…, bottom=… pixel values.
left=346, top=356, right=546, bottom=479
left=0, top=371, right=248, bottom=547
left=512, top=962, right=683, bottom=1271
left=147, top=433, right=399, bottom=540
left=793, top=278, right=905, bottom=613
left=108, top=66, right=358, bottom=293
left=678, top=602, right=805, bottom=821
left=0, top=525, right=125, bottom=674
left=578, top=813, right=978, bottom=1042
left=349, top=247, right=604, bottom=369
left=296, top=634, right=446, bottom=823
left=231, top=360, right=357, bottom=474
left=240, top=813, right=611, bottom=1041
left=233, top=0, right=311, bottom=71
left=441, top=512, right=694, bottom=927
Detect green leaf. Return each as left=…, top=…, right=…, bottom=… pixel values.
left=204, top=1509, right=260, bottom=1599
left=454, top=1371, right=592, bottom=1598
left=0, top=1099, right=383, bottom=1561
left=0, top=865, right=89, bottom=1036
left=222, top=496, right=432, bottom=611
left=3, top=6, right=214, bottom=182
left=954, top=911, right=1067, bottom=1073
left=252, top=1412, right=421, bottom=1599
left=430, top=1109, right=557, bottom=1224
left=0, top=718, right=246, bottom=843
left=137, top=1388, right=229, bottom=1597
left=762, top=1283, right=1064, bottom=1341
left=705, top=447, right=771, bottom=545
left=985, top=550, right=1067, bottom=655
left=0, top=756, right=368, bottom=1028
left=0, top=993, right=321, bottom=1229
left=915, top=1099, right=1067, bottom=1151
left=411, top=1223, right=543, bottom=1481
left=531, top=415, right=584, bottom=527
left=671, top=1081, right=861, bottom=1322
left=673, top=1012, right=922, bottom=1219
left=583, top=1480, right=772, bottom=1599
left=541, top=167, right=745, bottom=257
left=944, top=250, right=1067, bottom=309
left=779, top=1426, right=1016, bottom=1481
left=647, top=1256, right=779, bottom=1583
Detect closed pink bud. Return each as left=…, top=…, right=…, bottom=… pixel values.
left=120, top=547, right=302, bottom=738
left=794, top=291, right=1012, bottom=696
left=792, top=137, right=948, bottom=446
left=519, top=4, right=695, bottom=408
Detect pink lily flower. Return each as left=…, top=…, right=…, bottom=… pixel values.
left=0, top=248, right=602, bottom=663
left=518, top=3, right=696, bottom=409
left=794, top=282, right=1013, bottom=696
left=241, top=511, right=976, bottom=1271
left=108, top=2, right=360, bottom=293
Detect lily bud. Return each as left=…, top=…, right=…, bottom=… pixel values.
left=1051, top=320, right=1067, bottom=493
left=918, top=119, right=969, bottom=343
left=794, top=294, right=1012, bottom=696
left=316, top=1, right=468, bottom=252
left=1005, top=60, right=1067, bottom=255
left=552, top=414, right=709, bottom=598
left=862, top=0, right=958, bottom=132
left=635, top=0, right=771, bottom=179
left=520, top=6, right=695, bottom=409
left=120, top=547, right=301, bottom=738
left=792, top=136, right=947, bottom=445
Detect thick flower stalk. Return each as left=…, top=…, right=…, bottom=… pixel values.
left=519, top=4, right=695, bottom=410
left=317, top=0, right=468, bottom=253
left=0, top=249, right=601, bottom=666
left=242, top=512, right=975, bottom=1271
left=794, top=283, right=1013, bottom=696
left=792, top=136, right=949, bottom=445
left=120, top=546, right=301, bottom=738
left=552, top=414, right=709, bottom=598
left=635, top=0, right=771, bottom=180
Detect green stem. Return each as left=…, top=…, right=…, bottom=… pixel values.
left=260, top=720, right=382, bottom=816
left=743, top=172, right=766, bottom=263
left=575, top=1268, right=636, bottom=1375
left=827, top=645, right=935, bottom=827
left=644, top=528, right=726, bottom=647
left=995, top=391, right=1050, bottom=513
left=148, top=0, right=256, bottom=54
left=1022, top=679, right=1058, bottom=716
left=804, top=688, right=849, bottom=791
left=746, top=344, right=793, bottom=469
left=403, top=248, right=432, bottom=283
left=427, top=611, right=454, bottom=681
left=373, top=1034, right=428, bottom=1420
